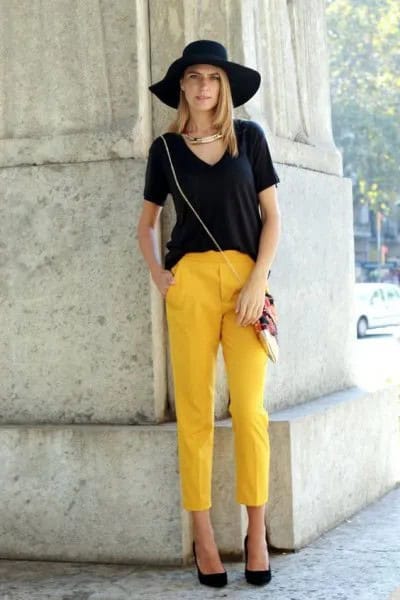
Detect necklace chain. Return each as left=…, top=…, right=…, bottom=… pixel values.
left=182, top=131, right=223, bottom=144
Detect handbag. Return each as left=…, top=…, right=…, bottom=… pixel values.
left=159, top=134, right=279, bottom=363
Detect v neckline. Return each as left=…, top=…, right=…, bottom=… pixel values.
left=177, top=134, right=228, bottom=168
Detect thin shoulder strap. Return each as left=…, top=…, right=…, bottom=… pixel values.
left=159, top=134, right=242, bottom=283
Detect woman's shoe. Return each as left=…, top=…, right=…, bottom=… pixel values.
left=244, top=534, right=272, bottom=586
left=192, top=541, right=228, bottom=587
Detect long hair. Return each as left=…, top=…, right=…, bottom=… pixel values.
left=167, top=65, right=238, bottom=157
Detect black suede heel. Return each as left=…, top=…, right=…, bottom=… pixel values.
left=244, top=534, right=272, bottom=585
left=192, top=541, right=228, bottom=587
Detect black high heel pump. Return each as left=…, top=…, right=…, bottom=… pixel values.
left=192, top=541, right=228, bottom=587
left=244, top=534, right=272, bottom=585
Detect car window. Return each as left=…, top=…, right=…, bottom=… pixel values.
left=390, top=288, right=400, bottom=300
left=370, top=289, right=384, bottom=303
left=386, top=289, right=399, bottom=301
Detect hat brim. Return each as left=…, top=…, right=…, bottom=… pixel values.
left=149, top=54, right=261, bottom=109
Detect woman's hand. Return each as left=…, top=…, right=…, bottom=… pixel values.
left=235, top=269, right=268, bottom=327
left=151, top=265, right=175, bottom=298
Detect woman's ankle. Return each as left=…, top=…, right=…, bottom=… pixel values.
left=247, top=525, right=267, bottom=539
left=192, top=509, right=214, bottom=542
left=193, top=528, right=216, bottom=547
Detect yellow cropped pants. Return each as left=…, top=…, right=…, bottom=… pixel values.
left=165, top=250, right=270, bottom=511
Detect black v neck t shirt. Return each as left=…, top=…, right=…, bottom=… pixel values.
left=143, top=118, right=280, bottom=272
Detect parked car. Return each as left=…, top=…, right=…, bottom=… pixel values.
left=355, top=282, right=400, bottom=338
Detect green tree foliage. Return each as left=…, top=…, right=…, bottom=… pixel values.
left=326, top=0, right=400, bottom=216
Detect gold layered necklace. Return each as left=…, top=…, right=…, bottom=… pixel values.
left=182, top=130, right=223, bottom=144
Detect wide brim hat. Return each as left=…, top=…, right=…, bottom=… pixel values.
left=148, top=39, right=261, bottom=109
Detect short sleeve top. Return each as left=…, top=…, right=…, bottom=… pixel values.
left=143, top=118, right=280, bottom=272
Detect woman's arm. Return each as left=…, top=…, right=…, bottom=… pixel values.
left=253, top=185, right=281, bottom=277
left=235, top=186, right=281, bottom=326
left=137, top=200, right=175, bottom=298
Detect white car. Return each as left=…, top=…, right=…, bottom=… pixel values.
left=355, top=282, right=400, bottom=338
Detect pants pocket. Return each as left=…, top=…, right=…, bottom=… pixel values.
left=165, top=260, right=184, bottom=308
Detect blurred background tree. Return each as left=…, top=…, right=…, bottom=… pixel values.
left=326, top=0, right=399, bottom=224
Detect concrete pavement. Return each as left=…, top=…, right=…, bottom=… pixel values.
left=0, top=484, right=399, bottom=600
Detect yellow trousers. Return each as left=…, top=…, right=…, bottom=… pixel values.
left=165, top=250, right=270, bottom=511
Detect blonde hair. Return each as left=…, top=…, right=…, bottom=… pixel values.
left=167, top=65, right=238, bottom=157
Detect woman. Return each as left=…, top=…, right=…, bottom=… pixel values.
left=137, top=40, right=281, bottom=587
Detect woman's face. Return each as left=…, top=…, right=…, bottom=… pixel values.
left=180, top=64, right=221, bottom=111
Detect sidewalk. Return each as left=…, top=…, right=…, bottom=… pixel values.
left=0, top=485, right=399, bottom=600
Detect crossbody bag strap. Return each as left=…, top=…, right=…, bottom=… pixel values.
left=160, top=134, right=242, bottom=283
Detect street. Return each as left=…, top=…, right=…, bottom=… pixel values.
left=353, top=325, right=400, bottom=390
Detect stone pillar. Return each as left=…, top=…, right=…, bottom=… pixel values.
left=286, top=0, right=336, bottom=146
left=0, top=0, right=166, bottom=424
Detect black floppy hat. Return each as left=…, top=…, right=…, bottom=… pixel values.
left=148, top=40, right=261, bottom=109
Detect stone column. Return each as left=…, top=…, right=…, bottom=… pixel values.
left=286, top=0, right=336, bottom=146
left=0, top=0, right=166, bottom=424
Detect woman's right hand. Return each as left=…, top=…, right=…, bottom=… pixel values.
left=151, top=265, right=176, bottom=298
